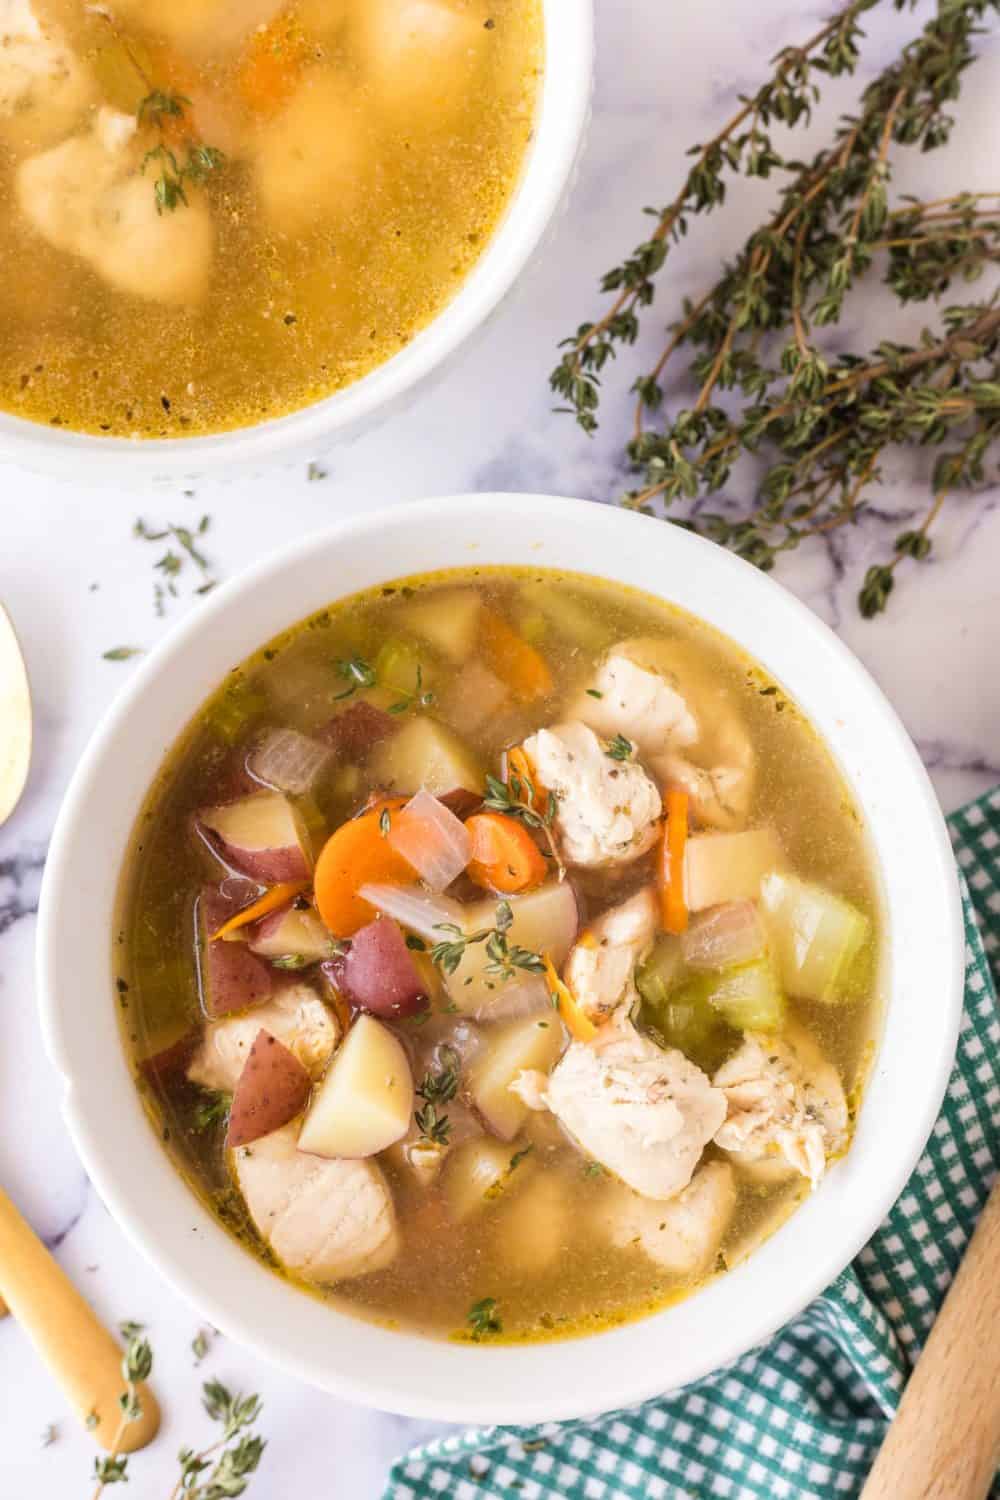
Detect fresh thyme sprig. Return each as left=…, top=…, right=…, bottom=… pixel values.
left=333, top=655, right=435, bottom=714
left=415, top=1045, right=460, bottom=1145
left=430, top=901, right=545, bottom=982
left=90, top=1325, right=152, bottom=1497
left=551, top=0, right=1000, bottom=615
left=483, top=767, right=564, bottom=879
left=466, top=1297, right=502, bottom=1339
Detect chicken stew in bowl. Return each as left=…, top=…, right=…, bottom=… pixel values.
left=0, top=0, right=540, bottom=437
left=118, top=567, right=881, bottom=1343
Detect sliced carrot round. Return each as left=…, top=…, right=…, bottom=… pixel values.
left=466, top=812, right=548, bottom=895
left=314, top=803, right=414, bottom=938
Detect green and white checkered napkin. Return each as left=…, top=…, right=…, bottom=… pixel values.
left=384, top=786, right=1000, bottom=1500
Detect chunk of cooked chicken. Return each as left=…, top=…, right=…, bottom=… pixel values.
left=16, top=108, right=213, bottom=304
left=573, top=651, right=698, bottom=755
left=713, top=1024, right=848, bottom=1187
left=0, top=0, right=93, bottom=148
left=187, top=984, right=338, bottom=1094
left=522, top=722, right=661, bottom=869
left=253, top=75, right=365, bottom=235
left=359, top=0, right=486, bottom=121
left=534, top=1018, right=726, bottom=1200
left=576, top=638, right=755, bottom=832
left=233, top=1123, right=398, bottom=1284
left=595, top=1160, right=736, bottom=1276
left=564, top=887, right=657, bottom=1025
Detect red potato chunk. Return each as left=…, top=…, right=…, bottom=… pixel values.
left=335, top=917, right=429, bottom=1019
left=199, top=886, right=274, bottom=1018
left=317, top=702, right=396, bottom=762
left=226, top=1029, right=312, bottom=1148
left=198, top=791, right=311, bottom=883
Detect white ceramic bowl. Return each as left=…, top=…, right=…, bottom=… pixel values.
left=0, top=2, right=593, bottom=483
left=37, top=495, right=963, bottom=1424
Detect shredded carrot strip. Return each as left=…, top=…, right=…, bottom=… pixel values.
left=211, top=880, right=310, bottom=942
left=480, top=608, right=553, bottom=702
left=506, top=745, right=547, bottom=812
left=659, top=789, right=690, bottom=934
left=577, top=929, right=599, bottom=950
left=543, top=952, right=597, bottom=1043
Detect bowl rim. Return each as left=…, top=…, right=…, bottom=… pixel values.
left=0, top=0, right=594, bottom=479
left=36, top=493, right=964, bottom=1423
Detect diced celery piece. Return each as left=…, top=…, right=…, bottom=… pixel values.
left=635, top=935, right=683, bottom=1011
left=206, top=684, right=269, bottom=745
left=700, top=957, right=786, bottom=1032
left=761, top=873, right=871, bottom=1004
left=374, top=638, right=429, bottom=696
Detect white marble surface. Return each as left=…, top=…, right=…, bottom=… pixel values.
left=4, top=1, right=1000, bottom=1494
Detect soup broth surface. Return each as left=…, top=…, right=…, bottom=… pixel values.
left=0, top=1, right=541, bottom=436
left=118, top=568, right=882, bottom=1343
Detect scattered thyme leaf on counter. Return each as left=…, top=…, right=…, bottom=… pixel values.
left=191, top=1327, right=213, bottom=1365
left=103, top=645, right=144, bottom=661
left=134, top=515, right=218, bottom=616
left=551, top=0, right=1000, bottom=616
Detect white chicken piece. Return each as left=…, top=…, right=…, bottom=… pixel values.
left=359, top=0, right=486, bottom=122
left=108, top=0, right=285, bottom=57
left=522, top=722, right=661, bottom=870
left=16, top=108, right=213, bottom=305
left=529, top=1019, right=726, bottom=1200
left=0, top=0, right=93, bottom=149
left=714, top=1024, right=849, bottom=1188
left=564, top=888, right=657, bottom=1025
left=233, top=1123, right=398, bottom=1284
left=253, top=75, right=366, bottom=235
left=572, top=651, right=698, bottom=756
left=187, top=984, right=338, bottom=1094
left=576, top=638, right=755, bottom=832
left=596, top=1160, right=737, bottom=1276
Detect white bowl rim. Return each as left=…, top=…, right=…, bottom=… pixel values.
left=0, top=1, right=593, bottom=479
left=36, top=493, right=964, bottom=1424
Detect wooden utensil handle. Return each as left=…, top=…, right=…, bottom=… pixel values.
left=0, top=1188, right=159, bottom=1453
left=861, top=1177, right=1000, bottom=1500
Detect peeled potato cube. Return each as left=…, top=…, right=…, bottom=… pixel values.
left=442, top=1137, right=530, bottom=1223
left=467, top=1015, right=564, bottom=1141
left=495, top=1170, right=569, bottom=1275
left=399, top=589, right=483, bottom=661
left=370, top=715, right=483, bottom=799
left=298, top=1014, right=413, bottom=1158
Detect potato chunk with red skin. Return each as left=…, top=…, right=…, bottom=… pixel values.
left=226, top=1030, right=311, bottom=1148
left=198, top=791, right=311, bottom=884
left=198, top=886, right=274, bottom=1018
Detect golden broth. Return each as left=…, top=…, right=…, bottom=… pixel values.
left=0, top=1, right=541, bottom=436
left=116, top=568, right=882, bottom=1344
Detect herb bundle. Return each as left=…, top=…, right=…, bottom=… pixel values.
left=551, top=0, right=1000, bottom=615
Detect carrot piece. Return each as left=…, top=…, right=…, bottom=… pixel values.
left=479, top=608, right=553, bottom=703
left=466, top=812, right=548, bottom=895
left=506, top=745, right=547, bottom=812
left=576, top=929, right=599, bottom=950
left=238, top=16, right=309, bottom=116
left=313, top=805, right=415, bottom=939
left=543, top=953, right=597, bottom=1044
left=659, top=789, right=690, bottom=934
left=211, top=879, right=310, bottom=941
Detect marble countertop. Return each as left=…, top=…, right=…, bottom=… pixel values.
left=5, top=1, right=1000, bottom=1494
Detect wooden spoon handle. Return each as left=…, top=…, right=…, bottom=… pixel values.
left=0, top=1188, right=159, bottom=1452
left=861, top=1177, right=1000, bottom=1500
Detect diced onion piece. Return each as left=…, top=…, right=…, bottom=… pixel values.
left=387, top=789, right=471, bottom=893
left=681, top=901, right=767, bottom=972
left=248, top=728, right=332, bottom=795
left=684, top=828, right=783, bottom=912
left=761, top=873, right=871, bottom=1004
left=358, top=882, right=465, bottom=941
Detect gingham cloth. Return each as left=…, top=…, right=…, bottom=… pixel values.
left=384, top=787, right=1000, bottom=1500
